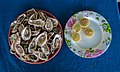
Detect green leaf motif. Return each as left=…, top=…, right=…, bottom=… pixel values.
left=95, top=17, right=99, bottom=21
left=88, top=48, right=94, bottom=53
left=65, top=38, right=72, bottom=47
left=100, top=23, right=112, bottom=34
left=108, top=37, right=110, bottom=41
left=89, top=12, right=93, bottom=15
left=73, top=48, right=76, bottom=51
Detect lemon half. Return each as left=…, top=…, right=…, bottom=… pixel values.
left=80, top=18, right=90, bottom=28
left=72, top=23, right=81, bottom=33
left=71, top=32, right=81, bottom=42
left=83, top=28, right=94, bottom=37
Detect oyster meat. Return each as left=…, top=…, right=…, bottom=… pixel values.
left=51, top=34, right=62, bottom=53
left=28, top=12, right=45, bottom=27
left=17, top=14, right=26, bottom=24
left=26, top=8, right=37, bottom=18
left=9, top=33, right=21, bottom=44
left=21, top=26, right=31, bottom=41
left=28, top=37, right=37, bottom=53
left=41, top=44, right=50, bottom=55
left=50, top=17, right=58, bottom=27
left=35, top=32, right=47, bottom=47
left=18, top=24, right=24, bottom=32
left=45, top=17, right=53, bottom=31
left=15, top=44, right=25, bottom=56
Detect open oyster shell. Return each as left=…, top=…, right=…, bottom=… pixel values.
left=51, top=34, right=62, bottom=54
left=9, top=33, right=21, bottom=44
left=28, top=12, right=45, bottom=27
left=45, top=17, right=53, bottom=31
left=28, top=37, right=37, bottom=53
left=39, top=51, right=48, bottom=61
left=41, top=44, right=50, bottom=55
left=50, top=17, right=58, bottom=27
left=38, top=11, right=47, bottom=21
left=17, top=14, right=26, bottom=24
left=33, top=51, right=48, bottom=61
left=11, top=24, right=19, bottom=33
left=26, top=8, right=37, bottom=18
left=21, top=26, right=31, bottom=41
left=18, top=24, right=24, bottom=32
left=35, top=32, right=47, bottom=47
left=15, top=44, right=25, bottom=56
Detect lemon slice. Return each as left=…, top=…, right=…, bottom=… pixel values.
left=80, top=18, right=90, bottom=28
left=71, top=32, right=81, bottom=42
left=72, top=23, right=81, bottom=33
left=83, top=28, right=94, bottom=37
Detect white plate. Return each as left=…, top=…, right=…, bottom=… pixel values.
left=64, top=11, right=112, bottom=58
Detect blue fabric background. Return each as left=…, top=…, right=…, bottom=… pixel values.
left=0, top=0, right=120, bottom=72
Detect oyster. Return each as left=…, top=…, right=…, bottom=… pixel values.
left=26, top=8, right=37, bottom=18
left=22, top=19, right=28, bottom=26
left=21, top=26, right=31, bottom=41
left=41, top=44, right=50, bottom=55
left=53, top=27, right=61, bottom=34
left=38, top=12, right=47, bottom=21
left=51, top=34, right=62, bottom=53
left=22, top=54, right=39, bottom=62
left=50, top=17, right=58, bottom=27
left=11, top=24, right=18, bottom=33
left=39, top=51, right=48, bottom=61
left=18, top=24, right=24, bottom=32
left=17, top=14, right=26, bottom=24
left=28, top=13, right=45, bottom=27
left=15, top=43, right=25, bottom=56
left=10, top=41, right=16, bottom=54
left=35, top=32, right=47, bottom=47
left=28, top=37, right=37, bottom=53
left=9, top=33, right=21, bottom=44
left=45, top=18, right=53, bottom=31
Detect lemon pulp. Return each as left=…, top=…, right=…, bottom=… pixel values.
left=71, top=32, right=81, bottom=42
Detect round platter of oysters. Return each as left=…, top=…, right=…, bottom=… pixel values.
left=8, top=8, right=63, bottom=64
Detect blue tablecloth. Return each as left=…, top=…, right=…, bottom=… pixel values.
left=0, top=0, right=120, bottom=72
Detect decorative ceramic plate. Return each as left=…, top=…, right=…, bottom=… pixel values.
left=64, top=11, right=112, bottom=58
left=8, top=8, right=63, bottom=64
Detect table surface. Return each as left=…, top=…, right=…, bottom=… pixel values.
left=0, top=0, right=120, bottom=72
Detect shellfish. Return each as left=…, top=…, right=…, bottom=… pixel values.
left=51, top=34, right=62, bottom=53
left=17, top=14, right=26, bottom=24
left=50, top=17, right=58, bottom=27
left=15, top=43, right=25, bottom=56
left=45, top=17, right=53, bottom=31
left=41, top=44, right=50, bottom=55
left=35, top=32, right=47, bottom=47
left=21, top=26, right=31, bottom=41
left=28, top=12, right=45, bottom=27
left=26, top=8, right=37, bottom=18
left=28, top=37, right=37, bottom=53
